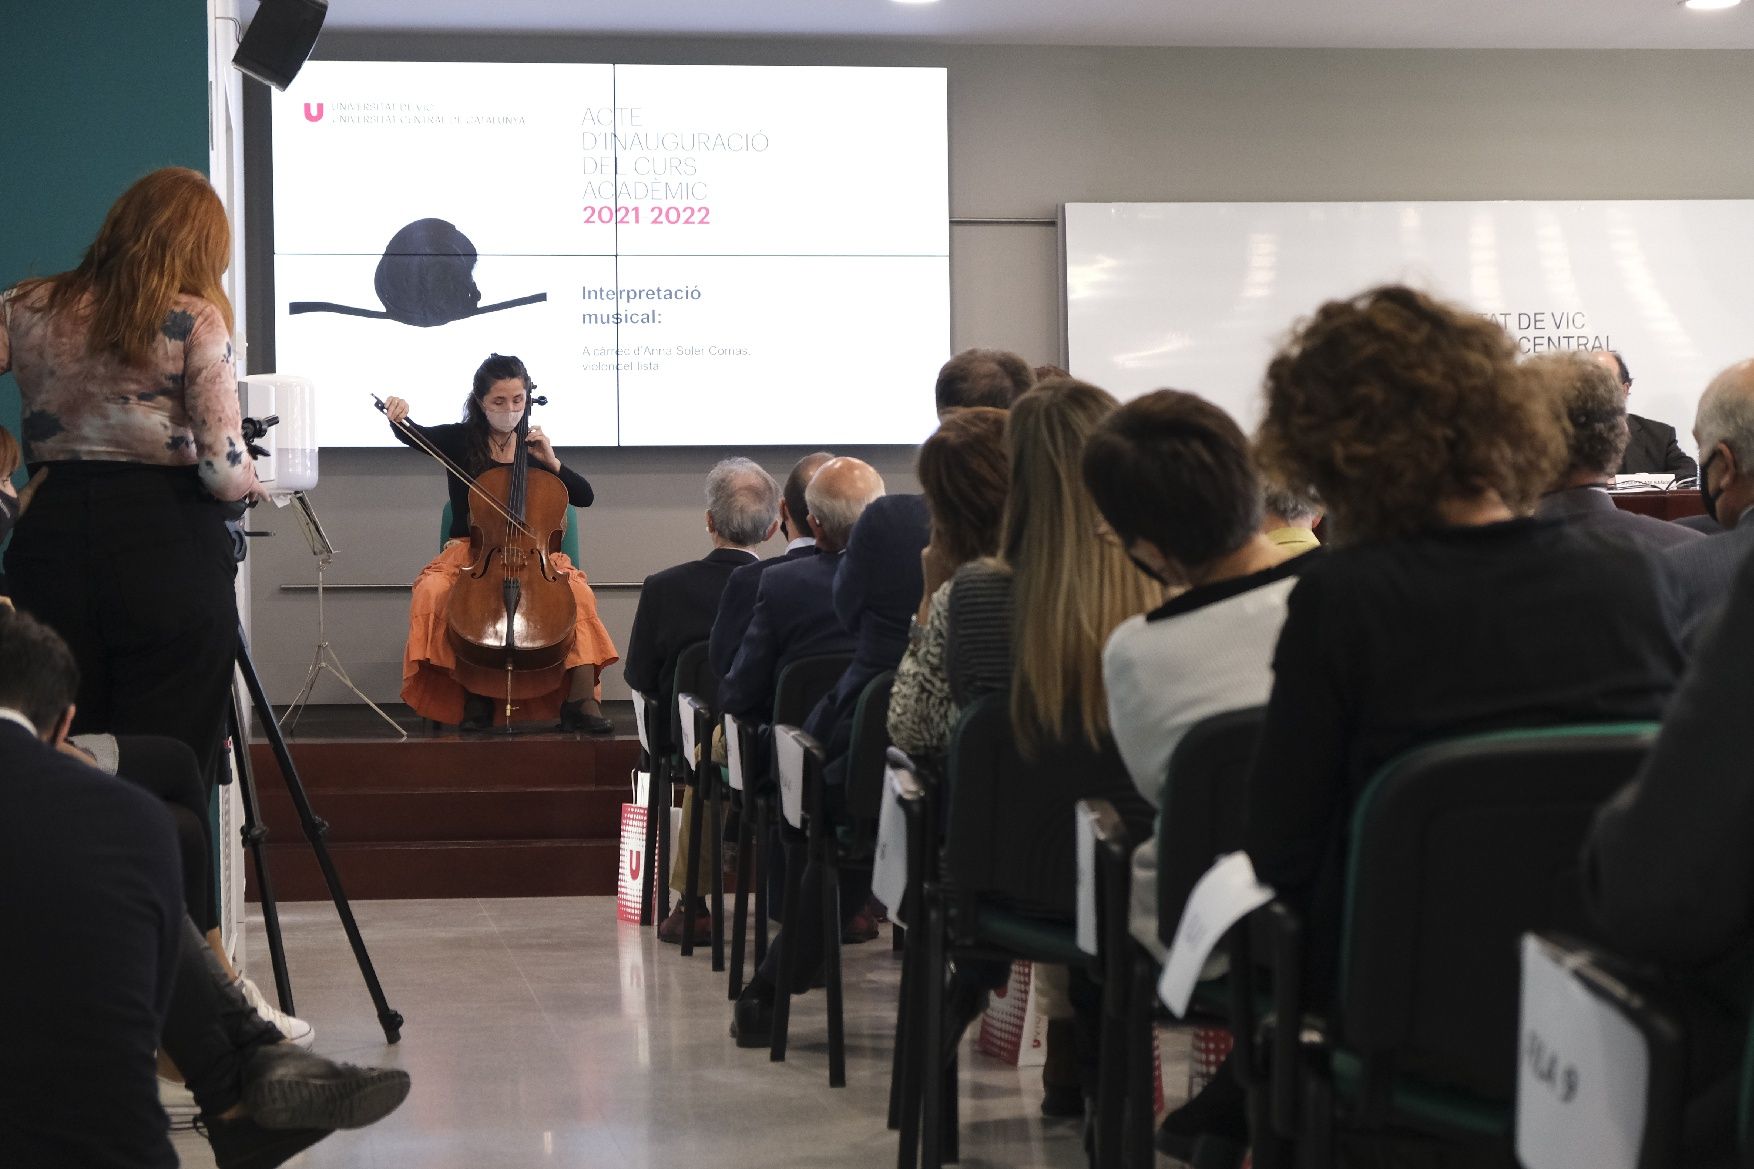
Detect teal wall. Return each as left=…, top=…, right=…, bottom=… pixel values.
left=0, top=0, right=211, bottom=483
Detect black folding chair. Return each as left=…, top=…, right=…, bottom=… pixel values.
left=1246, top=723, right=1657, bottom=1167
left=1082, top=706, right=1266, bottom=1169
left=724, top=653, right=851, bottom=1004
left=672, top=642, right=720, bottom=961
left=909, top=693, right=1154, bottom=1169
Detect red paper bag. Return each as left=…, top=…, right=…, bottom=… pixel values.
left=975, top=960, right=1049, bottom=1067
left=617, top=803, right=650, bottom=923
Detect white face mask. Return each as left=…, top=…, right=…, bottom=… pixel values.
left=485, top=409, right=522, bottom=434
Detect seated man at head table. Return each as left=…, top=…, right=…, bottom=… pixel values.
left=1593, top=349, right=1699, bottom=480
left=1529, top=351, right=1702, bottom=552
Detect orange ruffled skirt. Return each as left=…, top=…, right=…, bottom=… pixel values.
left=403, top=540, right=619, bottom=726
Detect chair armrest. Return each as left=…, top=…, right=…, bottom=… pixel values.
left=774, top=724, right=824, bottom=831
left=678, top=692, right=711, bottom=781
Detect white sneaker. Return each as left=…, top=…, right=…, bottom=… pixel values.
left=236, top=975, right=316, bottom=1048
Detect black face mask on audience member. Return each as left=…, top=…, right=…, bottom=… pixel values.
left=1699, top=451, right=1723, bottom=524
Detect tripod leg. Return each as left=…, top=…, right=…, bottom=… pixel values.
left=230, top=690, right=295, bottom=1015
left=236, top=632, right=405, bottom=1044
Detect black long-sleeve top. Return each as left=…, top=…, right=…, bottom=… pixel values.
left=390, top=418, right=594, bottom=539
left=1243, top=518, right=1685, bottom=992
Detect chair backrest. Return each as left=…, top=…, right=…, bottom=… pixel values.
left=944, top=692, right=1151, bottom=920
left=843, top=670, right=896, bottom=821
left=1340, top=723, right=1657, bottom=1106
left=773, top=652, right=853, bottom=728
left=441, top=499, right=580, bottom=563
left=1155, top=706, right=1267, bottom=952
left=668, top=641, right=715, bottom=748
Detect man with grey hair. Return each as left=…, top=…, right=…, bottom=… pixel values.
left=1260, top=482, right=1323, bottom=554
left=623, top=457, right=780, bottom=710
left=1666, top=359, right=1754, bottom=642
left=1531, top=352, right=1703, bottom=552
left=626, top=457, right=780, bottom=941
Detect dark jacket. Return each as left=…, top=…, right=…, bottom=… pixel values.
left=708, top=541, right=818, bottom=681
left=0, top=722, right=182, bottom=1169
left=805, top=494, right=931, bottom=773
left=1534, top=486, right=1704, bottom=553
left=1664, top=509, right=1754, bottom=646
left=622, top=547, right=758, bottom=701
left=1620, top=414, right=1699, bottom=480
left=718, top=550, right=854, bottom=721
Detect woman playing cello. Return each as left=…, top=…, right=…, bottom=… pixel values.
left=383, top=354, right=618, bottom=733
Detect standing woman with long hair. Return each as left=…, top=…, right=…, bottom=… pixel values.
left=0, top=166, right=262, bottom=777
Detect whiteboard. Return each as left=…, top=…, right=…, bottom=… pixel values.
left=1063, top=200, right=1754, bottom=455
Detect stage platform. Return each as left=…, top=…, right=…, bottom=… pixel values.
left=245, top=702, right=642, bottom=901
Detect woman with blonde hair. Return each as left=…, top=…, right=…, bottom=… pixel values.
left=946, top=377, right=1165, bottom=751
left=1, top=166, right=260, bottom=802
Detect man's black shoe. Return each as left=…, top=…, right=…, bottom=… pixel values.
left=199, top=1115, right=330, bottom=1169
left=730, top=982, right=776, bottom=1048
left=242, top=1045, right=411, bottom=1131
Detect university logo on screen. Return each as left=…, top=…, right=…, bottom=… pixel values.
left=304, top=103, right=325, bottom=123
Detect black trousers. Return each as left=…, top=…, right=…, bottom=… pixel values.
left=116, top=735, right=219, bottom=933
left=758, top=843, right=874, bottom=991
left=161, top=918, right=282, bottom=1118
left=8, top=463, right=239, bottom=779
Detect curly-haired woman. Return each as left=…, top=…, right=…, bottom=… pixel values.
left=1244, top=283, right=1685, bottom=1007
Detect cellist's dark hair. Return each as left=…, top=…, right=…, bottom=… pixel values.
left=461, top=353, right=535, bottom=474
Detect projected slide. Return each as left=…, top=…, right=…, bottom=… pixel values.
left=272, top=62, right=949, bottom=447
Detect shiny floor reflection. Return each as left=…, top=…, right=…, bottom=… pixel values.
left=169, top=897, right=1171, bottom=1168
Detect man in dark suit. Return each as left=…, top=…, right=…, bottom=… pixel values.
left=0, top=608, right=183, bottom=1169
left=1530, top=352, right=1703, bottom=552
left=708, top=452, right=832, bottom=681
left=624, top=458, right=781, bottom=944
left=1595, top=350, right=1699, bottom=479
left=1666, top=360, right=1754, bottom=644
left=1585, top=547, right=1754, bottom=1164
left=624, top=457, right=779, bottom=704
left=717, top=458, right=881, bottom=723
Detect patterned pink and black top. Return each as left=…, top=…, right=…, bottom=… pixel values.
left=0, top=286, right=259, bottom=501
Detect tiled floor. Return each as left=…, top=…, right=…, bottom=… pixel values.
left=171, top=897, right=1187, bottom=1168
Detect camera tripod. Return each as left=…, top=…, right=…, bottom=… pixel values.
left=226, top=627, right=404, bottom=1043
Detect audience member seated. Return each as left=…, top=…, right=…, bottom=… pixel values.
left=804, top=347, right=1038, bottom=778
left=1259, top=481, right=1323, bottom=553
left=887, top=407, right=1011, bottom=759
left=624, top=458, right=780, bottom=945
left=708, top=452, right=833, bottom=682
left=1241, top=288, right=1684, bottom=1161
left=725, top=458, right=885, bottom=1044
left=0, top=609, right=410, bottom=1169
left=1596, top=349, right=1699, bottom=479
left=1529, top=351, right=1703, bottom=551
left=716, top=457, right=881, bottom=724
left=1083, top=389, right=1313, bottom=1156
left=1666, top=359, right=1754, bottom=642
left=939, top=377, right=1165, bottom=1104
left=1585, top=548, right=1754, bottom=1166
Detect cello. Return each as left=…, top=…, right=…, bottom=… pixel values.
left=375, top=392, right=578, bottom=722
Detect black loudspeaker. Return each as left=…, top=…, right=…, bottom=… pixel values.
left=232, top=0, right=329, bottom=91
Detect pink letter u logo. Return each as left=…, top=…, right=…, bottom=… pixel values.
left=303, top=103, right=325, bottom=122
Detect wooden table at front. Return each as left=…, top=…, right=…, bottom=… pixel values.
left=1609, top=489, right=1708, bottom=523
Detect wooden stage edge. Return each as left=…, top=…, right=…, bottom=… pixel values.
left=245, top=702, right=641, bottom=901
